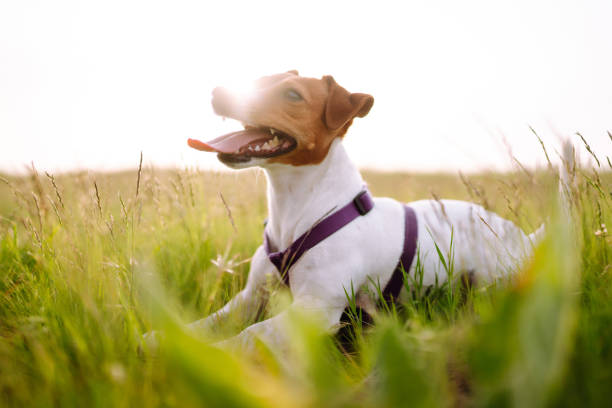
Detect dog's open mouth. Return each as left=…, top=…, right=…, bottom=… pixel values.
left=188, top=126, right=297, bottom=163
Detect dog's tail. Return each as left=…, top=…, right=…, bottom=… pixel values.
left=558, top=139, right=576, bottom=216
left=528, top=223, right=546, bottom=245
left=527, top=140, right=575, bottom=247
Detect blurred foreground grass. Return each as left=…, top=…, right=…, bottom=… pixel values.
left=0, top=158, right=611, bottom=407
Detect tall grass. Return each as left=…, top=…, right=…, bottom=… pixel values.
left=0, top=144, right=611, bottom=407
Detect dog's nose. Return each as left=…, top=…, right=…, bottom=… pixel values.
left=211, top=86, right=232, bottom=116
left=212, top=86, right=228, bottom=98
left=211, top=86, right=229, bottom=105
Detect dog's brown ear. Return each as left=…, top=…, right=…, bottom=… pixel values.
left=323, top=75, right=374, bottom=130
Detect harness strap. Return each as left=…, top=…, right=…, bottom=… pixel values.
left=337, top=205, right=417, bottom=351
left=381, top=205, right=418, bottom=303
left=264, top=190, right=374, bottom=286
left=264, top=193, right=418, bottom=309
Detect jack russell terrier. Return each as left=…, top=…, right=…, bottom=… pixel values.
left=166, top=71, right=541, bottom=352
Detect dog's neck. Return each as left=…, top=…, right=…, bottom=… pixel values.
left=264, top=138, right=364, bottom=249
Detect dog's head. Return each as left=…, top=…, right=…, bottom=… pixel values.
left=188, top=71, right=374, bottom=169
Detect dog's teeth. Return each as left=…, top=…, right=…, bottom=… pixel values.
left=269, top=128, right=275, bottom=135
left=269, top=136, right=279, bottom=148
left=254, top=145, right=261, bottom=151
left=262, top=142, right=270, bottom=150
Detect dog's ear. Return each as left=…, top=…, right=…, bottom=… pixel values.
left=323, top=75, right=374, bottom=130
left=286, top=69, right=299, bottom=75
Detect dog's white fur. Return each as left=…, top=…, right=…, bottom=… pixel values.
left=186, top=138, right=539, bottom=351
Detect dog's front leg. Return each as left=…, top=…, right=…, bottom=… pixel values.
left=188, top=245, right=278, bottom=333
left=141, top=246, right=277, bottom=352
left=217, top=297, right=346, bottom=354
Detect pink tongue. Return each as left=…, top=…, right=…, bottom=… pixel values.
left=187, top=128, right=270, bottom=154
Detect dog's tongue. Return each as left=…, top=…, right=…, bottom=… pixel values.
left=187, top=128, right=270, bottom=154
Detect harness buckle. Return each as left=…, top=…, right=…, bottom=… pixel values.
left=353, top=190, right=372, bottom=216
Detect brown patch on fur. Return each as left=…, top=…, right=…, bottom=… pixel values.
left=211, top=71, right=374, bottom=166
left=323, top=76, right=374, bottom=130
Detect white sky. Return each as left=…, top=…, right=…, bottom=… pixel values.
left=1, top=0, right=611, bottom=174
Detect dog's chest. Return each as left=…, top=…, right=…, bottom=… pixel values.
left=268, top=196, right=412, bottom=308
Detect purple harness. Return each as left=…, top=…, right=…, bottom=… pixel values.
left=264, top=190, right=418, bottom=304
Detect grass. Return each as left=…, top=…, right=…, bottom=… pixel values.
left=0, top=143, right=611, bottom=407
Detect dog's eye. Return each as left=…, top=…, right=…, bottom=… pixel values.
left=284, top=89, right=303, bottom=101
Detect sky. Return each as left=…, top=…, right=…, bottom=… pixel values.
left=1, top=0, right=611, bottom=174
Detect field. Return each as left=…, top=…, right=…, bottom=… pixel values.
left=1, top=149, right=611, bottom=407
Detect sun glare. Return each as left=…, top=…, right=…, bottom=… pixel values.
left=220, top=77, right=258, bottom=101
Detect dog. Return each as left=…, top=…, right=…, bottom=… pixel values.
left=161, top=71, right=542, bottom=352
